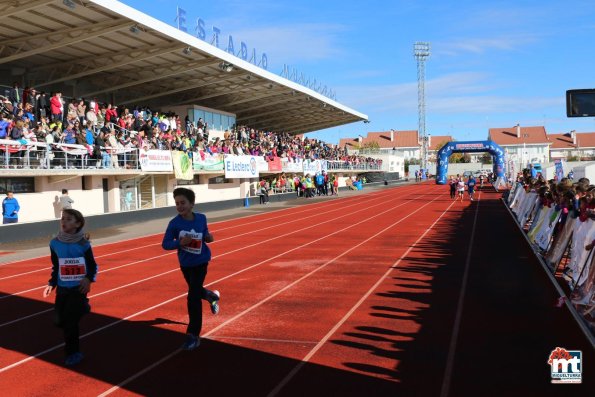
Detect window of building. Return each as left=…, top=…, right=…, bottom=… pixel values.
left=0, top=177, right=35, bottom=194
left=176, top=175, right=201, bottom=185
left=208, top=176, right=233, bottom=184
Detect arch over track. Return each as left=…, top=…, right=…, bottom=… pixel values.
left=436, top=140, right=505, bottom=184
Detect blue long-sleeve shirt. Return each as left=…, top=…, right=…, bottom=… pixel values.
left=2, top=197, right=20, bottom=219
left=162, top=212, right=212, bottom=267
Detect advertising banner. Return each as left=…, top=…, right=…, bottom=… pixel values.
left=193, top=152, right=224, bottom=171
left=172, top=151, right=194, bottom=180
left=139, top=149, right=173, bottom=172
left=554, top=159, right=564, bottom=181
left=224, top=155, right=259, bottom=178
left=281, top=158, right=303, bottom=173
left=256, top=156, right=269, bottom=172
left=302, top=159, right=326, bottom=174
left=267, top=157, right=282, bottom=172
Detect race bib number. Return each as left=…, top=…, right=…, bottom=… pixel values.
left=179, top=230, right=203, bottom=255
left=59, top=257, right=86, bottom=281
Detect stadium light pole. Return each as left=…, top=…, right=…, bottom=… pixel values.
left=414, top=42, right=430, bottom=172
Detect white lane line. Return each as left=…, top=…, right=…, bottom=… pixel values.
left=439, top=189, right=482, bottom=397
left=267, top=198, right=456, bottom=396
left=97, top=187, right=445, bottom=396
left=206, top=336, right=319, bottom=345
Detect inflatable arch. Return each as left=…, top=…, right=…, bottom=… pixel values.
left=436, top=140, right=505, bottom=185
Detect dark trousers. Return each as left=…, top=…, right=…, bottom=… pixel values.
left=2, top=217, right=18, bottom=224
left=450, top=185, right=456, bottom=199
left=54, top=287, right=90, bottom=355
left=181, top=265, right=211, bottom=336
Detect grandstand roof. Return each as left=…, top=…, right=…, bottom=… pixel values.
left=0, top=0, right=367, bottom=134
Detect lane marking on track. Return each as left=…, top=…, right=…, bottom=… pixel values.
left=439, top=188, right=482, bottom=397
left=0, top=185, right=436, bottom=368
left=267, top=196, right=457, bottom=396
left=206, top=336, right=319, bottom=344
left=0, top=186, right=402, bottom=280
left=97, top=187, right=446, bottom=396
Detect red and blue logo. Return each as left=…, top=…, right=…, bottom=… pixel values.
left=548, top=347, right=582, bottom=384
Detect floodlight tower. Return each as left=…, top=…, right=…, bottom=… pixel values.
left=414, top=42, right=430, bottom=171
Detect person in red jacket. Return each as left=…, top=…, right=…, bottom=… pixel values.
left=50, top=92, right=63, bottom=122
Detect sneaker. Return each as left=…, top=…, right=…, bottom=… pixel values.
left=181, top=334, right=200, bottom=351
left=65, top=352, right=84, bottom=366
left=210, top=290, right=220, bottom=315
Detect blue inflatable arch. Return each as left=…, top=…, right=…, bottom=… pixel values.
left=436, top=140, right=505, bottom=185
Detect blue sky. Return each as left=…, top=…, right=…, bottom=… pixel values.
left=123, top=0, right=595, bottom=144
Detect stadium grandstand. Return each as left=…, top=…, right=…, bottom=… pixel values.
left=0, top=0, right=402, bottom=224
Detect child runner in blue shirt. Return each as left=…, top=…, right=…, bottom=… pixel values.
left=43, top=209, right=97, bottom=366
left=162, top=187, right=219, bottom=350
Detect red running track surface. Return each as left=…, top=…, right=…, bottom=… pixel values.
left=0, top=182, right=592, bottom=396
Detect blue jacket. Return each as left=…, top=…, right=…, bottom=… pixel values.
left=162, top=212, right=212, bottom=267
left=2, top=197, right=20, bottom=219
left=49, top=238, right=98, bottom=288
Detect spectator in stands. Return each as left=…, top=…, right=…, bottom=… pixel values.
left=62, top=123, right=76, bottom=144
left=0, top=113, right=10, bottom=139
left=50, top=92, right=63, bottom=122
left=8, top=118, right=25, bottom=168
left=2, top=190, right=20, bottom=224
left=8, top=82, right=21, bottom=108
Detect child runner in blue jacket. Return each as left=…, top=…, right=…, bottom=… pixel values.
left=162, top=187, right=219, bottom=350
left=43, top=209, right=98, bottom=366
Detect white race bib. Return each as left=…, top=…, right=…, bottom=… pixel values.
left=179, top=230, right=203, bottom=255
left=58, top=257, right=86, bottom=281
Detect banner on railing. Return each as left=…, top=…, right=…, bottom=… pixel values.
left=302, top=159, right=326, bottom=174
left=267, top=156, right=282, bottom=172
left=554, top=159, right=564, bottom=181
left=256, top=156, right=268, bottom=172
left=281, top=158, right=303, bottom=173
left=0, top=138, right=28, bottom=153
left=224, top=155, right=259, bottom=178
left=172, top=151, right=194, bottom=180
left=139, top=149, right=173, bottom=172
left=193, top=151, right=224, bottom=171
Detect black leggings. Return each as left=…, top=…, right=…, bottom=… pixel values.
left=181, top=265, right=213, bottom=336
left=54, top=287, right=90, bottom=355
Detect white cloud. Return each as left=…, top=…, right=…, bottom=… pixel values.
left=335, top=71, right=563, bottom=121
left=436, top=34, right=541, bottom=56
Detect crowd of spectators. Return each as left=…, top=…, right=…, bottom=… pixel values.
left=1, top=83, right=381, bottom=170
left=509, top=168, right=595, bottom=325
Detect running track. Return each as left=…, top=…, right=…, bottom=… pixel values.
left=0, top=183, right=593, bottom=396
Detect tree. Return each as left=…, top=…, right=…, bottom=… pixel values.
left=480, top=152, right=493, bottom=164
left=449, top=153, right=464, bottom=163
left=360, top=141, right=380, bottom=154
